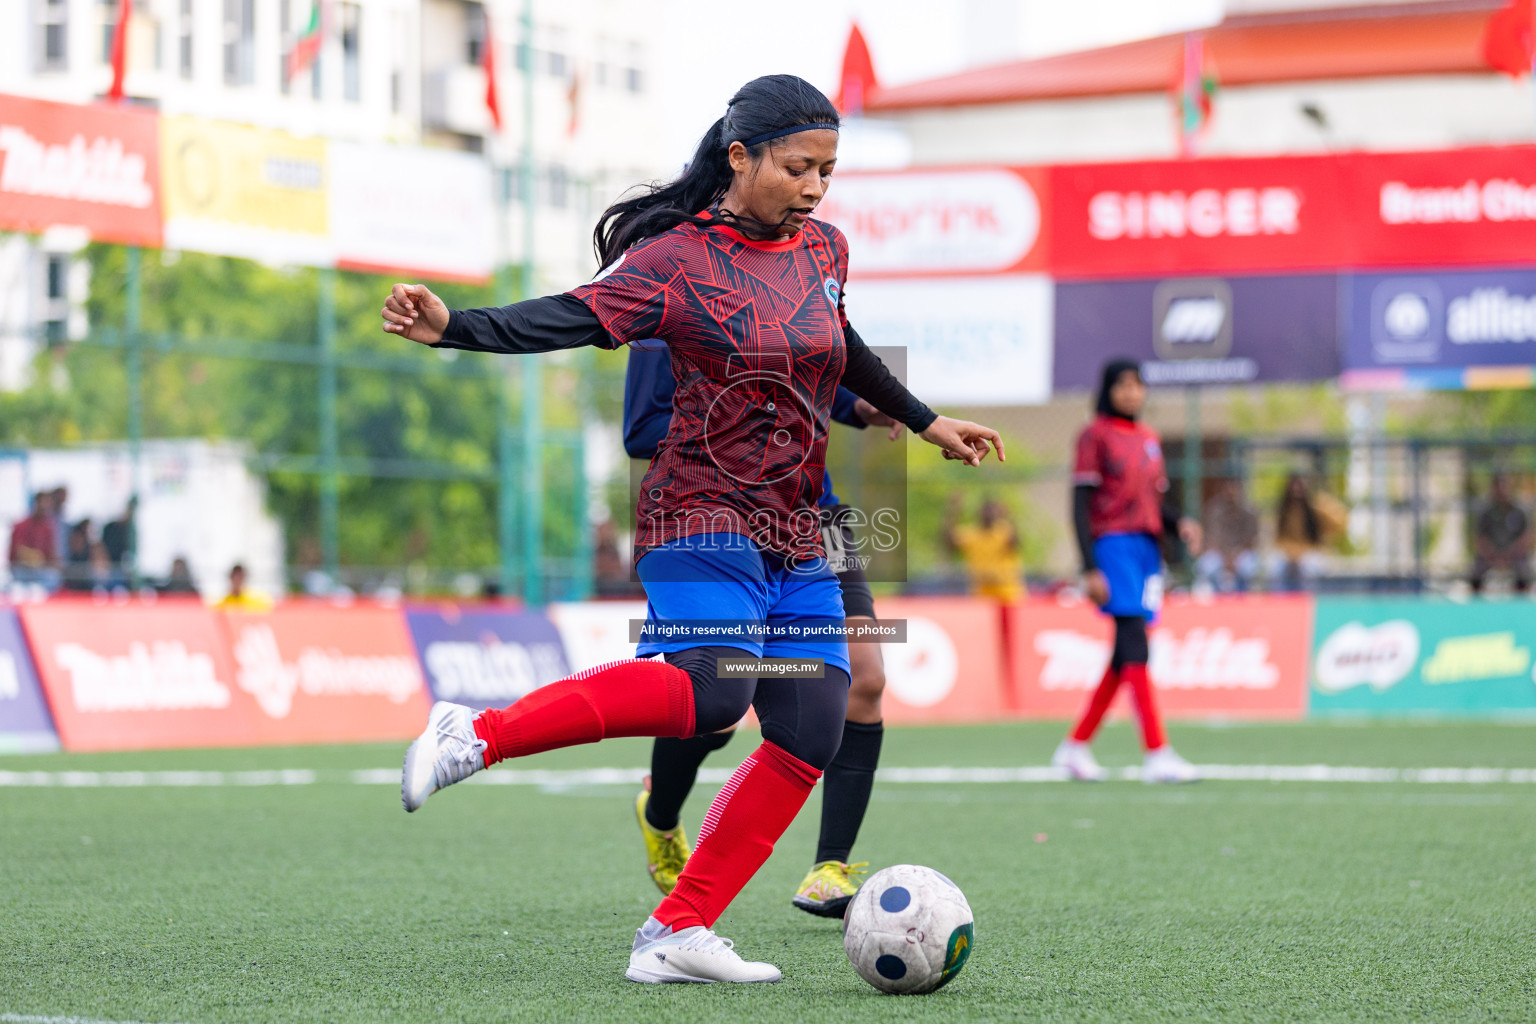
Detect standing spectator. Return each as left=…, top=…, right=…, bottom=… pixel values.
left=101, top=497, right=137, bottom=578
left=61, top=519, right=94, bottom=592
left=48, top=486, right=68, bottom=568
left=1195, top=479, right=1260, bottom=592
left=1471, top=473, right=1531, bottom=594
left=216, top=563, right=272, bottom=611
left=8, top=492, right=58, bottom=589
left=1268, top=474, right=1347, bottom=591
left=944, top=494, right=1025, bottom=602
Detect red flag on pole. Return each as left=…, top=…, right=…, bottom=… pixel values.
left=834, top=23, right=878, bottom=116
left=566, top=70, right=581, bottom=138
left=107, top=0, right=132, bottom=102
left=483, top=7, right=502, bottom=132
left=1482, top=0, right=1535, bottom=76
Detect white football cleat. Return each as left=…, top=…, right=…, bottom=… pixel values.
left=1051, top=739, right=1108, bottom=781
left=401, top=701, right=487, bottom=812
left=625, top=919, right=781, bottom=984
left=1142, top=745, right=1199, bottom=784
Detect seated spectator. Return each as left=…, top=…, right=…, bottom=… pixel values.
left=61, top=519, right=95, bottom=593
left=1196, top=479, right=1259, bottom=592
left=159, top=556, right=199, bottom=595
left=1267, top=474, right=1347, bottom=592
left=216, top=563, right=272, bottom=611
left=1471, top=473, right=1531, bottom=594
left=945, top=493, right=1025, bottom=603
left=101, top=497, right=137, bottom=574
left=8, top=492, right=58, bottom=589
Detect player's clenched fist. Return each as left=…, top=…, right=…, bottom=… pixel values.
left=381, top=283, right=451, bottom=346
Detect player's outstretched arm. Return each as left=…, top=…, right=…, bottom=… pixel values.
left=381, top=284, right=450, bottom=345
left=382, top=285, right=611, bottom=354
left=919, top=417, right=1006, bottom=468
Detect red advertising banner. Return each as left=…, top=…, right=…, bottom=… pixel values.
left=19, top=599, right=261, bottom=752
left=220, top=604, right=431, bottom=745
left=0, top=93, right=162, bottom=247
left=1050, top=146, right=1536, bottom=279
left=1009, top=596, right=1312, bottom=720
left=877, top=597, right=1010, bottom=724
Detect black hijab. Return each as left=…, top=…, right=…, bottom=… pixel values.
left=1095, top=359, right=1143, bottom=420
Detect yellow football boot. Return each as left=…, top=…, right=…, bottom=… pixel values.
left=791, top=860, right=869, bottom=918
left=635, top=789, right=692, bottom=895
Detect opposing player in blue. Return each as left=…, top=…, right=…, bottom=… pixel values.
left=624, top=340, right=900, bottom=917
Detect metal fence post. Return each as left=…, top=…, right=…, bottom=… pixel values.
left=1183, top=384, right=1202, bottom=518
left=125, top=246, right=142, bottom=583
left=519, top=0, right=543, bottom=606
left=318, top=267, right=340, bottom=581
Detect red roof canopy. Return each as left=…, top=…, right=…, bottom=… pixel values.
left=868, top=1, right=1507, bottom=111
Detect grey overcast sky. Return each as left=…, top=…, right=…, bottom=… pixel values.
left=657, top=0, right=1226, bottom=163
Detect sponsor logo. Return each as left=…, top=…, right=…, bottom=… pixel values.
left=232, top=624, right=423, bottom=719
left=1421, top=632, right=1530, bottom=685
left=1088, top=187, right=1301, bottom=241
left=1379, top=178, right=1536, bottom=225
left=1369, top=279, right=1443, bottom=363
left=1314, top=620, right=1419, bottom=693
left=1034, top=627, right=1279, bottom=690
left=0, top=125, right=154, bottom=208
left=883, top=617, right=957, bottom=707
left=0, top=651, right=19, bottom=700
left=823, top=276, right=840, bottom=309
left=1446, top=288, right=1536, bottom=344
left=1152, top=279, right=1234, bottom=371
left=53, top=641, right=231, bottom=712
left=423, top=637, right=567, bottom=703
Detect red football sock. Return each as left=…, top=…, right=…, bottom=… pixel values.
left=652, top=741, right=821, bottom=930
left=472, top=659, right=694, bottom=765
left=1069, top=664, right=1121, bottom=743
left=1121, top=662, right=1166, bottom=750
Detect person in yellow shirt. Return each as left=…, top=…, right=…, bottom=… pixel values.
left=215, top=563, right=273, bottom=612
left=945, top=495, right=1025, bottom=603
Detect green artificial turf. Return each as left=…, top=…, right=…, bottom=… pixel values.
left=2, top=721, right=1534, bottom=1023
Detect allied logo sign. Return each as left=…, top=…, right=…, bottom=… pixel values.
left=1369, top=279, right=1443, bottom=363
left=1152, top=278, right=1233, bottom=361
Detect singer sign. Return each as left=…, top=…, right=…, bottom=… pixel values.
left=817, top=167, right=1048, bottom=278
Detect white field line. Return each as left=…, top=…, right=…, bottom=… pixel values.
left=1, top=1015, right=190, bottom=1024
left=3, top=765, right=1536, bottom=788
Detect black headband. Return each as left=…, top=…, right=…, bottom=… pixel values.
left=738, top=122, right=840, bottom=148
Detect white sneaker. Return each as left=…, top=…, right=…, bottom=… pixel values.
left=401, top=702, right=487, bottom=812
left=1142, top=746, right=1199, bottom=784
left=1051, top=739, right=1108, bottom=781
left=625, top=919, right=781, bottom=984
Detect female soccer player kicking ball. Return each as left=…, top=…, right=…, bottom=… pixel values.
left=1052, top=359, right=1202, bottom=785
left=624, top=342, right=898, bottom=916
left=381, top=75, right=1004, bottom=984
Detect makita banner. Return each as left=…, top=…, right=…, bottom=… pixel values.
left=1009, top=596, right=1312, bottom=720
left=0, top=93, right=162, bottom=247
left=1054, top=274, right=1340, bottom=389
left=0, top=607, right=59, bottom=752
left=1341, top=267, right=1536, bottom=390
left=20, top=599, right=261, bottom=752
left=405, top=605, right=571, bottom=711
left=221, top=605, right=430, bottom=745
left=1050, top=146, right=1536, bottom=279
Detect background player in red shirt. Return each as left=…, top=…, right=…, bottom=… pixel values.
left=381, top=75, right=1004, bottom=984
left=1052, top=359, right=1203, bottom=784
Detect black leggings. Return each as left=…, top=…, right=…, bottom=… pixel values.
left=665, top=646, right=849, bottom=771
left=1111, top=616, right=1149, bottom=667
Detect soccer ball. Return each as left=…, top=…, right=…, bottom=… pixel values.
left=843, top=864, right=975, bottom=994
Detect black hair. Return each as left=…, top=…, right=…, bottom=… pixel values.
left=1277, top=473, right=1320, bottom=544
left=1095, top=358, right=1144, bottom=419
left=592, top=74, right=840, bottom=269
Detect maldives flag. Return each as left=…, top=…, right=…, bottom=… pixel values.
left=483, top=6, right=502, bottom=131
left=286, top=1, right=326, bottom=83
left=107, top=0, right=131, bottom=101
left=1171, top=32, right=1218, bottom=157
left=1482, top=0, right=1535, bottom=77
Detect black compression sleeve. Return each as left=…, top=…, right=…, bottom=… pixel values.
left=1161, top=497, right=1183, bottom=538
left=1074, top=484, right=1097, bottom=572
left=435, top=293, right=612, bottom=354
left=841, top=325, right=938, bottom=433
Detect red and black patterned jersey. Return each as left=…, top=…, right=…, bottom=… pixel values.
left=569, top=213, right=852, bottom=562
left=1073, top=414, right=1168, bottom=538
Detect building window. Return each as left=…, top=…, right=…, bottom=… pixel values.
left=546, top=164, right=569, bottom=209
left=465, top=3, right=484, bottom=65
left=222, top=0, right=254, bottom=86
left=46, top=255, right=67, bottom=301
left=178, top=0, right=193, bottom=78
left=546, top=50, right=566, bottom=79
left=99, top=0, right=117, bottom=63
left=340, top=3, right=360, bottom=102
left=37, top=0, right=69, bottom=71
left=278, top=0, right=291, bottom=95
